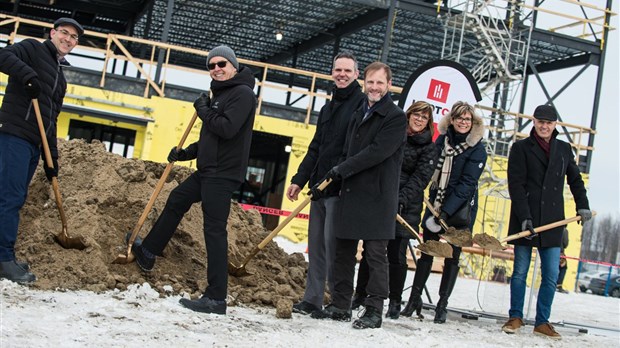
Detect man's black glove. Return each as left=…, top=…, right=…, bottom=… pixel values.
left=193, top=92, right=211, bottom=118
left=308, top=182, right=325, bottom=201
left=325, top=166, right=341, bottom=182
left=44, top=158, right=59, bottom=181
left=25, top=77, right=41, bottom=99
left=167, top=147, right=188, bottom=162
left=577, top=209, right=592, bottom=224
left=522, top=219, right=537, bottom=240
left=435, top=210, right=449, bottom=225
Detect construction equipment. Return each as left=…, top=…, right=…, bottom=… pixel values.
left=473, top=214, right=595, bottom=251
left=228, top=179, right=331, bottom=277
left=112, top=111, right=198, bottom=264
left=423, top=197, right=473, bottom=247
left=33, top=99, right=86, bottom=250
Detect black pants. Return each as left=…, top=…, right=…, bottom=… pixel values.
left=142, top=172, right=239, bottom=300
left=332, top=238, right=388, bottom=311
left=356, top=237, right=408, bottom=301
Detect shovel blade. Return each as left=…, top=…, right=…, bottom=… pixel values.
left=112, top=252, right=135, bottom=264
left=442, top=227, right=473, bottom=247
left=54, top=228, right=87, bottom=250
left=228, top=262, right=252, bottom=277
left=472, top=233, right=505, bottom=251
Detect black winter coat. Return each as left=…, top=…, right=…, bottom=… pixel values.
left=0, top=39, right=68, bottom=158
left=422, top=115, right=487, bottom=231
left=395, top=129, right=438, bottom=238
left=290, top=81, right=365, bottom=196
left=507, top=129, right=589, bottom=248
left=185, top=66, right=256, bottom=182
left=334, top=95, right=407, bottom=240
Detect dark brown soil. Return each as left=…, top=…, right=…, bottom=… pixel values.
left=17, top=139, right=307, bottom=309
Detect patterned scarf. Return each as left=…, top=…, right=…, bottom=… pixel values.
left=430, top=139, right=469, bottom=211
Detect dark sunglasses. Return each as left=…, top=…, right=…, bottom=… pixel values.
left=208, top=61, right=228, bottom=70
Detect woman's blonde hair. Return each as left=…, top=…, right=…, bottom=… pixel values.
left=448, top=101, right=478, bottom=121
left=405, top=100, right=434, bottom=137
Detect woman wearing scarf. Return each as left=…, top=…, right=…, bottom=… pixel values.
left=352, top=101, right=438, bottom=319
left=401, top=101, right=487, bottom=323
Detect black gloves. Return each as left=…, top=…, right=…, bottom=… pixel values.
left=44, top=158, right=59, bottom=181
left=522, top=219, right=537, bottom=240
left=193, top=92, right=211, bottom=119
left=325, top=166, right=341, bottom=182
left=309, top=182, right=325, bottom=201
left=577, top=209, right=592, bottom=224
left=25, top=77, right=41, bottom=99
left=167, top=147, right=188, bottom=162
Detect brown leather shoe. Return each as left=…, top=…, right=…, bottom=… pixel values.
left=533, top=323, right=562, bottom=340
left=502, top=317, right=524, bottom=334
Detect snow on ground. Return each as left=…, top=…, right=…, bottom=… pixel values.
left=1, top=237, right=618, bottom=348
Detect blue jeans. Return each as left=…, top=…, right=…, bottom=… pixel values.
left=509, top=245, right=560, bottom=326
left=0, top=133, right=40, bottom=261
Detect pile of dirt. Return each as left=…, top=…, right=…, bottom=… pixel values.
left=17, top=139, right=308, bottom=309
left=441, top=227, right=473, bottom=247
left=417, top=241, right=453, bottom=258
left=472, top=233, right=504, bottom=251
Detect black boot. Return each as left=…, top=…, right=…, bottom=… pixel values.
left=386, top=263, right=408, bottom=319
left=401, top=258, right=432, bottom=317
left=179, top=295, right=226, bottom=315
left=0, top=260, right=36, bottom=283
left=352, top=305, right=382, bottom=329
left=434, top=262, right=460, bottom=324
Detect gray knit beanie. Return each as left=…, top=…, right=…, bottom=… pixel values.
left=207, top=45, right=239, bottom=70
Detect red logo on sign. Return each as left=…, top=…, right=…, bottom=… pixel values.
left=427, top=79, right=450, bottom=103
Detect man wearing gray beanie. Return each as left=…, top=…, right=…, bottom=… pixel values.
left=131, top=45, right=257, bottom=315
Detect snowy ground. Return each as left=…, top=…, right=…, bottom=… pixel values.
left=1, top=237, right=618, bottom=348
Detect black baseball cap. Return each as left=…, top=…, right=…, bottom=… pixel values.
left=54, top=17, right=84, bottom=36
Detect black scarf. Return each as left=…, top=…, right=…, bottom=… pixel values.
left=332, top=80, right=361, bottom=101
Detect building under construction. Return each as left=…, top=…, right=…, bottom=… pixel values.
left=0, top=1, right=616, bottom=289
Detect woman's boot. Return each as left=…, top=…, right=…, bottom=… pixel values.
left=434, top=262, right=460, bottom=324
left=401, top=258, right=433, bottom=317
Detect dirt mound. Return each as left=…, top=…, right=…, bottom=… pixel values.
left=16, top=139, right=307, bottom=308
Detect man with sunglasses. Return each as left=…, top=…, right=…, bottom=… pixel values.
left=130, top=45, right=257, bottom=315
left=0, top=17, right=83, bottom=283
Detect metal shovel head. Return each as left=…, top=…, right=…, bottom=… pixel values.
left=441, top=227, right=473, bottom=247
left=54, top=227, right=87, bottom=250
left=472, top=233, right=505, bottom=251
left=228, top=261, right=252, bottom=277
left=417, top=240, right=453, bottom=258
left=112, top=251, right=136, bottom=264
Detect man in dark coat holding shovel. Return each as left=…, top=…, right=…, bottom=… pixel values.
left=311, top=62, right=407, bottom=329
left=502, top=105, right=591, bottom=339
left=131, top=46, right=256, bottom=315
left=286, top=51, right=365, bottom=315
left=0, top=17, right=83, bottom=283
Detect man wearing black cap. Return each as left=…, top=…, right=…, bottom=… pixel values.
left=130, top=45, right=257, bottom=315
left=0, top=17, right=83, bottom=283
left=502, top=104, right=591, bottom=339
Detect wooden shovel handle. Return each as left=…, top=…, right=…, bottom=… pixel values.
left=500, top=212, right=596, bottom=243
left=256, top=178, right=331, bottom=250
left=396, top=214, right=424, bottom=245
left=32, top=99, right=69, bottom=230
left=422, top=196, right=450, bottom=231
left=125, top=111, right=199, bottom=253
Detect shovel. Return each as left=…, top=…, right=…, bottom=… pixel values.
left=112, top=111, right=199, bottom=264
left=32, top=99, right=86, bottom=250
left=473, top=213, right=596, bottom=251
left=396, top=214, right=453, bottom=258
left=423, top=197, right=473, bottom=247
left=228, top=178, right=331, bottom=277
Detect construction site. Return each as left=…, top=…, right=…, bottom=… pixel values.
left=0, top=0, right=618, bottom=344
